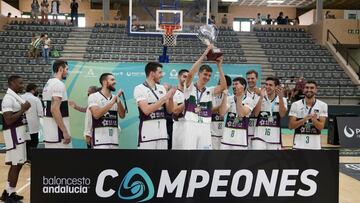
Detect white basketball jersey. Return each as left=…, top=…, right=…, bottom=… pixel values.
left=88, top=92, right=119, bottom=147
left=254, top=95, right=287, bottom=144
left=246, top=89, right=260, bottom=136
left=289, top=99, right=328, bottom=150
left=211, top=92, right=226, bottom=138
left=134, top=83, right=168, bottom=143
left=42, top=78, right=70, bottom=143
left=1, top=91, right=28, bottom=150
left=221, top=95, right=255, bottom=147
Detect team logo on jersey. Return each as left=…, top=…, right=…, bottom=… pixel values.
left=344, top=125, right=355, bottom=138
left=118, top=167, right=155, bottom=202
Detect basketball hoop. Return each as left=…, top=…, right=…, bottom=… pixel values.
left=160, top=24, right=181, bottom=47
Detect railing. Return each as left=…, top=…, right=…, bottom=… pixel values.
left=327, top=29, right=360, bottom=80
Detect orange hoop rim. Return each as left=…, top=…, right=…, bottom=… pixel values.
left=160, top=24, right=181, bottom=35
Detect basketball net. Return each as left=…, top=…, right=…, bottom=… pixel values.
left=161, top=24, right=181, bottom=47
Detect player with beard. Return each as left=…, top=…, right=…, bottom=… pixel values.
left=172, top=69, right=189, bottom=149
left=220, top=77, right=256, bottom=150
left=0, top=76, right=31, bottom=202
left=181, top=45, right=227, bottom=149
left=252, top=77, right=287, bottom=150
left=246, top=70, right=260, bottom=149
left=289, top=81, right=327, bottom=150
left=210, top=75, right=232, bottom=150
left=42, top=60, right=72, bottom=148
left=134, top=62, right=176, bottom=149
left=88, top=73, right=126, bottom=149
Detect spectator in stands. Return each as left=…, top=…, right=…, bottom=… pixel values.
left=325, top=11, right=335, bottom=19
left=277, top=12, right=285, bottom=25
left=221, top=14, right=228, bottom=25
left=285, top=16, right=290, bottom=25
left=51, top=0, right=60, bottom=21
left=292, top=77, right=305, bottom=102
left=42, top=34, right=51, bottom=62
left=266, top=14, right=272, bottom=25
left=7, top=12, right=11, bottom=18
left=255, top=13, right=262, bottom=24
left=70, top=0, right=79, bottom=26
left=209, top=15, right=216, bottom=25
left=41, top=0, right=49, bottom=24
left=201, top=12, right=207, bottom=24
left=28, top=36, right=37, bottom=58
left=285, top=76, right=296, bottom=101
left=193, top=12, right=201, bottom=23
left=293, top=17, right=300, bottom=25
left=33, top=34, right=45, bottom=58
left=31, top=0, right=40, bottom=22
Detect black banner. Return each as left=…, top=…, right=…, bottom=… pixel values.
left=31, top=150, right=338, bottom=203
left=336, top=116, right=360, bottom=148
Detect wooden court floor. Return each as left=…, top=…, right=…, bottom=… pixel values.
left=0, top=135, right=359, bottom=203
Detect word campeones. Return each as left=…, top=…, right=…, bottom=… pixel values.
left=96, top=169, right=319, bottom=198
left=42, top=176, right=91, bottom=194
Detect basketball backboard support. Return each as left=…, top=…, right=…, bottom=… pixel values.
left=129, top=0, right=210, bottom=36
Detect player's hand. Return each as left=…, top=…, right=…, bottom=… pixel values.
left=163, top=88, right=176, bottom=101
left=215, top=56, right=224, bottom=65
left=235, top=85, right=245, bottom=98
left=163, top=83, right=172, bottom=91
left=21, top=101, right=31, bottom=112
left=260, top=86, right=266, bottom=97
left=68, top=100, right=76, bottom=109
left=204, top=44, right=214, bottom=54
left=116, top=89, right=123, bottom=98
left=275, top=86, right=284, bottom=98
left=85, top=136, right=92, bottom=146
left=303, top=114, right=312, bottom=122
left=223, top=89, right=229, bottom=95
left=254, top=87, right=261, bottom=96
left=63, top=132, right=71, bottom=144
left=310, top=113, right=318, bottom=121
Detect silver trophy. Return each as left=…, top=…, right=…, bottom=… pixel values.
left=197, top=24, right=223, bottom=61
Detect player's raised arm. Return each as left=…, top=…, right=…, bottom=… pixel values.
left=213, top=56, right=226, bottom=95
left=185, top=45, right=213, bottom=88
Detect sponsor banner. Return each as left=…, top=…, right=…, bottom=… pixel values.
left=339, top=163, right=360, bottom=181
left=336, top=116, right=360, bottom=148
left=31, top=150, right=338, bottom=203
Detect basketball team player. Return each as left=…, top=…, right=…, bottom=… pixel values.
left=134, top=62, right=176, bottom=149
left=87, top=73, right=126, bottom=149
left=220, top=77, right=256, bottom=150
left=172, top=69, right=189, bottom=149
left=1, top=76, right=31, bottom=202
left=245, top=70, right=260, bottom=149
left=289, top=81, right=328, bottom=150
left=252, top=77, right=287, bottom=150
left=181, top=45, right=227, bottom=149
left=211, top=75, right=232, bottom=150
left=42, top=60, right=72, bottom=148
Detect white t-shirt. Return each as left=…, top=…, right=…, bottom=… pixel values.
left=221, top=95, right=256, bottom=146
left=246, top=89, right=260, bottom=136
left=1, top=89, right=29, bottom=150
left=184, top=83, right=215, bottom=124
left=289, top=99, right=328, bottom=150
left=42, top=78, right=70, bottom=143
left=21, top=92, right=43, bottom=134
left=88, top=92, right=119, bottom=147
left=254, top=95, right=288, bottom=144
left=133, top=83, right=168, bottom=142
